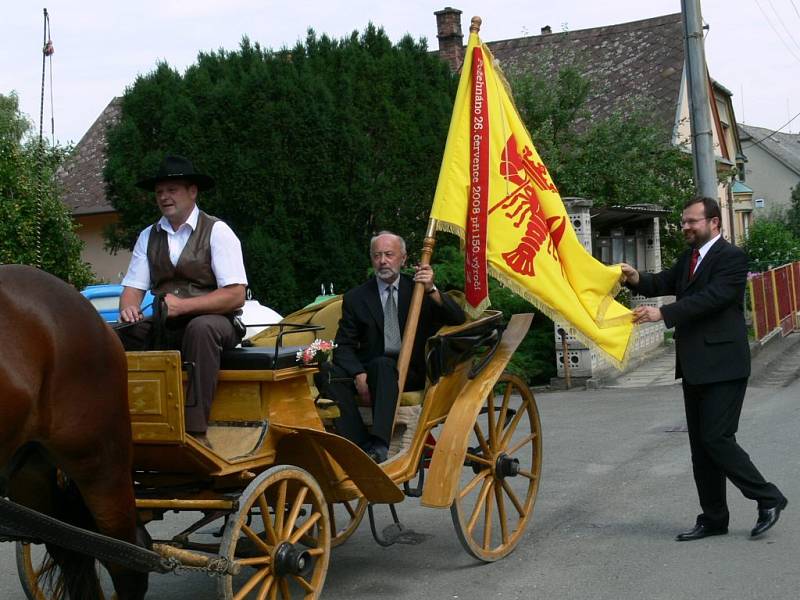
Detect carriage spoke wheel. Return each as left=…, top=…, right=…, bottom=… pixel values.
left=301, top=498, right=367, bottom=549
left=217, top=466, right=330, bottom=600
left=451, top=372, right=542, bottom=562
left=16, top=542, right=115, bottom=600
left=327, top=499, right=367, bottom=548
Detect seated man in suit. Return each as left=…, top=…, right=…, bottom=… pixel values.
left=327, top=231, right=466, bottom=462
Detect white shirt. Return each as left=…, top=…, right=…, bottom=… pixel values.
left=121, top=205, right=248, bottom=291
left=693, top=233, right=721, bottom=272
left=376, top=276, right=399, bottom=310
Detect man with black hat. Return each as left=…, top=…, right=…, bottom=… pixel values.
left=117, top=155, right=248, bottom=446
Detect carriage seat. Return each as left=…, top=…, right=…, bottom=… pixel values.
left=247, top=290, right=471, bottom=408
left=220, top=345, right=304, bottom=370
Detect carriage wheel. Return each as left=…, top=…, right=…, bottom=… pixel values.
left=328, top=498, right=367, bottom=548
left=217, top=465, right=330, bottom=600
left=299, top=497, right=366, bottom=549
left=450, top=372, right=542, bottom=562
left=16, top=542, right=114, bottom=600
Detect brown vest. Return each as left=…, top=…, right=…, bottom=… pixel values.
left=147, top=210, right=219, bottom=298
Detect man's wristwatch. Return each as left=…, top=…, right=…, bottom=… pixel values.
left=426, top=285, right=438, bottom=295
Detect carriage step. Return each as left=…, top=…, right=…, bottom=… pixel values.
left=367, top=503, right=432, bottom=547
left=380, top=524, right=433, bottom=546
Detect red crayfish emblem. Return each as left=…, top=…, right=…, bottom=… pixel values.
left=489, top=134, right=566, bottom=276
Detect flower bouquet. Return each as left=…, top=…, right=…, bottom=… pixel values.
left=296, top=339, right=337, bottom=366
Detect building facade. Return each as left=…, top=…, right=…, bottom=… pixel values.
left=57, top=97, right=130, bottom=283
left=737, top=123, right=800, bottom=218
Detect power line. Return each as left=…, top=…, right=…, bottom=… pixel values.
left=753, top=0, right=800, bottom=63
left=741, top=109, right=800, bottom=147
left=766, top=0, right=800, bottom=53
left=790, top=0, right=800, bottom=19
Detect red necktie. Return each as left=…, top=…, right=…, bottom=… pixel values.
left=688, top=248, right=700, bottom=280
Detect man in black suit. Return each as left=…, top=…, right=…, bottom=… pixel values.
left=328, top=231, right=466, bottom=462
left=620, top=196, right=787, bottom=540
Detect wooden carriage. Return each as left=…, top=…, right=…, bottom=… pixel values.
left=16, top=298, right=542, bottom=599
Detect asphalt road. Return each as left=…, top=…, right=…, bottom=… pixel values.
left=2, top=339, right=798, bottom=599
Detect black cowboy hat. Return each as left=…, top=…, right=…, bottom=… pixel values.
left=135, top=155, right=215, bottom=191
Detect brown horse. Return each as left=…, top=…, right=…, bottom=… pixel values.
left=0, top=265, right=148, bottom=599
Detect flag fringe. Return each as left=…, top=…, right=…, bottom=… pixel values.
left=487, top=263, right=633, bottom=371
left=435, top=221, right=634, bottom=371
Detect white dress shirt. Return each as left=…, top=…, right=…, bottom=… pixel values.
left=693, top=233, right=721, bottom=272
left=376, top=276, right=400, bottom=310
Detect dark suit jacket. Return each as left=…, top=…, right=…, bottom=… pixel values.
left=631, top=238, right=750, bottom=385
left=333, top=273, right=466, bottom=390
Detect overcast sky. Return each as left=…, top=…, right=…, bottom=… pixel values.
left=3, top=0, right=800, bottom=146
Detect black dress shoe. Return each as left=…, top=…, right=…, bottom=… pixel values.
left=675, top=523, right=728, bottom=541
left=751, top=497, right=788, bottom=537
left=367, top=440, right=388, bottom=463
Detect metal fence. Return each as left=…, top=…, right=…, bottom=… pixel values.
left=748, top=262, right=800, bottom=342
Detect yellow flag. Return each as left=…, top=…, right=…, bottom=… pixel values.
left=431, top=24, right=634, bottom=366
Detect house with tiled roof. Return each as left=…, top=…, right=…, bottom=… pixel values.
left=433, top=8, right=748, bottom=243
left=737, top=123, right=800, bottom=218
left=57, top=96, right=130, bottom=282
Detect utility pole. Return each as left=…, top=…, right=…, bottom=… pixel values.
left=681, top=0, right=718, bottom=200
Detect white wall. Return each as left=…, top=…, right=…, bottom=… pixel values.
left=741, top=144, right=800, bottom=217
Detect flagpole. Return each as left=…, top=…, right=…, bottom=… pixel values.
left=389, top=16, right=484, bottom=438
left=390, top=217, right=437, bottom=439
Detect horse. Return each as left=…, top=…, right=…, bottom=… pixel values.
left=0, top=265, right=149, bottom=600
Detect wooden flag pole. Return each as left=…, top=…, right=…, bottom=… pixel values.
left=388, top=17, right=483, bottom=439
left=390, top=218, right=438, bottom=439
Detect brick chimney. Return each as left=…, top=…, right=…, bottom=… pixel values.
left=434, top=7, right=464, bottom=71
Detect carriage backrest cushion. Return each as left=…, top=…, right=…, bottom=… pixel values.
left=307, top=298, right=343, bottom=341
left=249, top=295, right=343, bottom=349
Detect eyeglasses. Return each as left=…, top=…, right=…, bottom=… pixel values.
left=680, top=217, right=710, bottom=226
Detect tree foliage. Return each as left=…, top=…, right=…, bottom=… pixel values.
left=104, top=31, right=699, bottom=384
left=0, top=92, right=92, bottom=287
left=741, top=215, right=800, bottom=272
left=105, top=27, right=456, bottom=313
left=510, top=67, right=694, bottom=263
left=786, top=182, right=800, bottom=239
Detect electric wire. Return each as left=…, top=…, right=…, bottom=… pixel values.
left=752, top=0, right=800, bottom=63
left=765, top=0, right=800, bottom=53
left=741, top=109, right=800, bottom=147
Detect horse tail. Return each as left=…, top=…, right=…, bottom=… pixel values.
left=40, top=472, right=103, bottom=600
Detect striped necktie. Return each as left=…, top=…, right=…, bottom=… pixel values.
left=383, top=285, right=401, bottom=356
